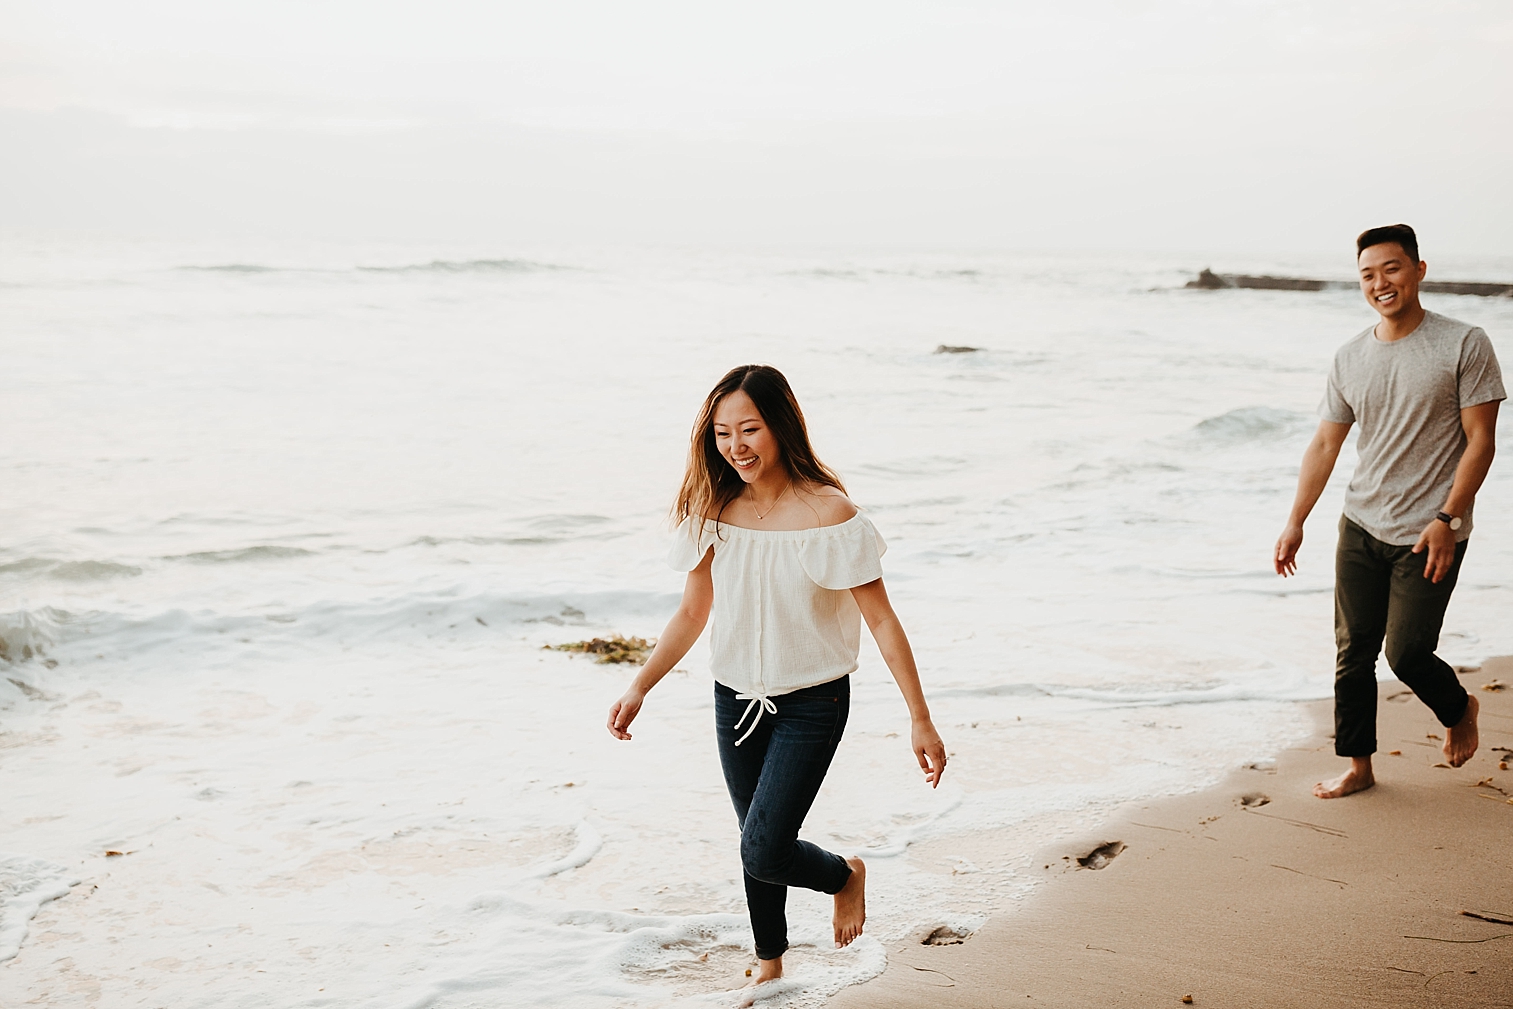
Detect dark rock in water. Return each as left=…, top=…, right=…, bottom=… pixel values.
left=1187, top=269, right=1330, bottom=292
left=934, top=344, right=981, bottom=354
left=1421, top=280, right=1513, bottom=297
left=1186, top=268, right=1230, bottom=289
left=1187, top=270, right=1513, bottom=297
left=1229, top=274, right=1330, bottom=292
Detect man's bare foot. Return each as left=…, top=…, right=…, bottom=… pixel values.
left=1445, top=694, right=1480, bottom=767
left=1313, top=756, right=1374, bottom=799
left=833, top=857, right=866, bottom=948
left=737, top=957, right=782, bottom=1007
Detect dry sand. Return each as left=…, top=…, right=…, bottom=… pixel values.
left=833, top=657, right=1513, bottom=1009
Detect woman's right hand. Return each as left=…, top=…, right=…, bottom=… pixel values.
left=606, top=687, right=647, bottom=740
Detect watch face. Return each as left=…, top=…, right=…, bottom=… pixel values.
left=1450, top=516, right=1463, bottom=531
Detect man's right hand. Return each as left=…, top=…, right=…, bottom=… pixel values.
left=1274, top=523, right=1304, bottom=576
left=1411, top=518, right=1458, bottom=584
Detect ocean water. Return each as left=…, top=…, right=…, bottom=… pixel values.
left=1, top=236, right=1509, bottom=1007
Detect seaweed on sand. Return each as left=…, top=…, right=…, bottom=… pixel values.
left=549, top=635, right=655, bottom=664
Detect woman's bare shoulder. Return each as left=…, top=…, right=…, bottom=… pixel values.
left=798, top=484, right=858, bottom=526
left=698, top=499, right=733, bottom=522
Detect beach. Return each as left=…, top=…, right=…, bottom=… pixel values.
left=5, top=2, right=1513, bottom=1005
left=834, top=659, right=1513, bottom=1009
left=1, top=237, right=1510, bottom=1007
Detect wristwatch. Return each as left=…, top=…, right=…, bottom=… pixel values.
left=1435, top=511, right=1463, bottom=531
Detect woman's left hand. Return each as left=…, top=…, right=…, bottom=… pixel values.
left=912, top=719, right=947, bottom=788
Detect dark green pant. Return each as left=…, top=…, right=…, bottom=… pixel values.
left=1333, top=516, right=1470, bottom=757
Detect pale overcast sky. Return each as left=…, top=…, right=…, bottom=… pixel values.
left=3, top=1, right=1511, bottom=253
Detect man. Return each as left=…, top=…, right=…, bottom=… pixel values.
left=1274, top=223, right=1503, bottom=799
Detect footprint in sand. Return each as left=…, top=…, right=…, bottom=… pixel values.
left=920, top=925, right=974, bottom=946
left=1076, top=841, right=1125, bottom=870
left=1238, top=793, right=1270, bottom=808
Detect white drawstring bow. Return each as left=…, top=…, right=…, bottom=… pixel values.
left=732, top=692, right=778, bottom=746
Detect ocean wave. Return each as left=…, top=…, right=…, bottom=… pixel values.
left=410, top=515, right=623, bottom=549
left=411, top=534, right=566, bottom=548
left=52, top=560, right=141, bottom=580
left=176, top=258, right=571, bottom=276
left=179, top=264, right=281, bottom=273
left=883, top=267, right=981, bottom=280
left=527, top=513, right=615, bottom=530
left=0, top=558, right=53, bottom=576
left=932, top=672, right=1322, bottom=708
left=787, top=266, right=984, bottom=282
left=22, top=588, right=679, bottom=664
left=788, top=267, right=864, bottom=280
left=1190, top=406, right=1312, bottom=444
left=173, top=545, right=316, bottom=564
left=0, top=558, right=142, bottom=582
left=356, top=258, right=567, bottom=274
left=5, top=547, right=319, bottom=580
left=929, top=682, right=1051, bottom=699
left=854, top=455, right=969, bottom=478
left=870, top=495, right=967, bottom=512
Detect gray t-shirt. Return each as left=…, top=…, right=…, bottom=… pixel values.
left=1319, top=310, right=1505, bottom=545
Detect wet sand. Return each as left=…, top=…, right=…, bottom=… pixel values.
left=833, top=657, right=1513, bottom=1009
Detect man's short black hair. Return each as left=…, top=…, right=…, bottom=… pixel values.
left=1357, top=223, right=1419, bottom=263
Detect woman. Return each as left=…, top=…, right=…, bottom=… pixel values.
left=606, top=364, right=947, bottom=995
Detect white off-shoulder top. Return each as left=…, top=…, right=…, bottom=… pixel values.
left=668, top=512, right=887, bottom=735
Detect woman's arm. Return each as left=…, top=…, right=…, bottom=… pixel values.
left=606, top=547, right=715, bottom=740
left=850, top=578, right=948, bottom=787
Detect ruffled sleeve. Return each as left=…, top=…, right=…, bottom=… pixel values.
left=797, top=514, right=887, bottom=589
left=667, top=518, right=717, bottom=571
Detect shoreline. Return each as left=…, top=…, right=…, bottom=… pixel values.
left=832, top=658, right=1513, bottom=1009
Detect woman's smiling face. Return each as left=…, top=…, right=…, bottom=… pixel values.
left=712, top=390, right=781, bottom=484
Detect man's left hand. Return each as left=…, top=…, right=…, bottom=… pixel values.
left=1411, top=518, right=1457, bottom=584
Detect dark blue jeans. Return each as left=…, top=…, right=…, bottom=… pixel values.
left=715, top=677, right=853, bottom=962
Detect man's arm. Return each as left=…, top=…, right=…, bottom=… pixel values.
left=1275, top=420, right=1353, bottom=576
left=1412, top=400, right=1500, bottom=583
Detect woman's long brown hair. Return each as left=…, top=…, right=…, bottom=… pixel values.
left=674, top=365, right=846, bottom=528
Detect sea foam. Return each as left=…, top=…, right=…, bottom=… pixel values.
left=0, top=855, right=79, bottom=962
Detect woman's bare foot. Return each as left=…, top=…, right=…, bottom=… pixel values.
left=1445, top=694, right=1479, bottom=767
left=833, top=857, right=866, bottom=948
left=737, top=957, right=782, bottom=1007
left=1313, top=756, right=1374, bottom=799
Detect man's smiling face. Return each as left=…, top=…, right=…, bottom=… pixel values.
left=1358, top=242, right=1426, bottom=321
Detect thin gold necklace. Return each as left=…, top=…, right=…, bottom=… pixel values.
left=751, top=479, right=792, bottom=520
